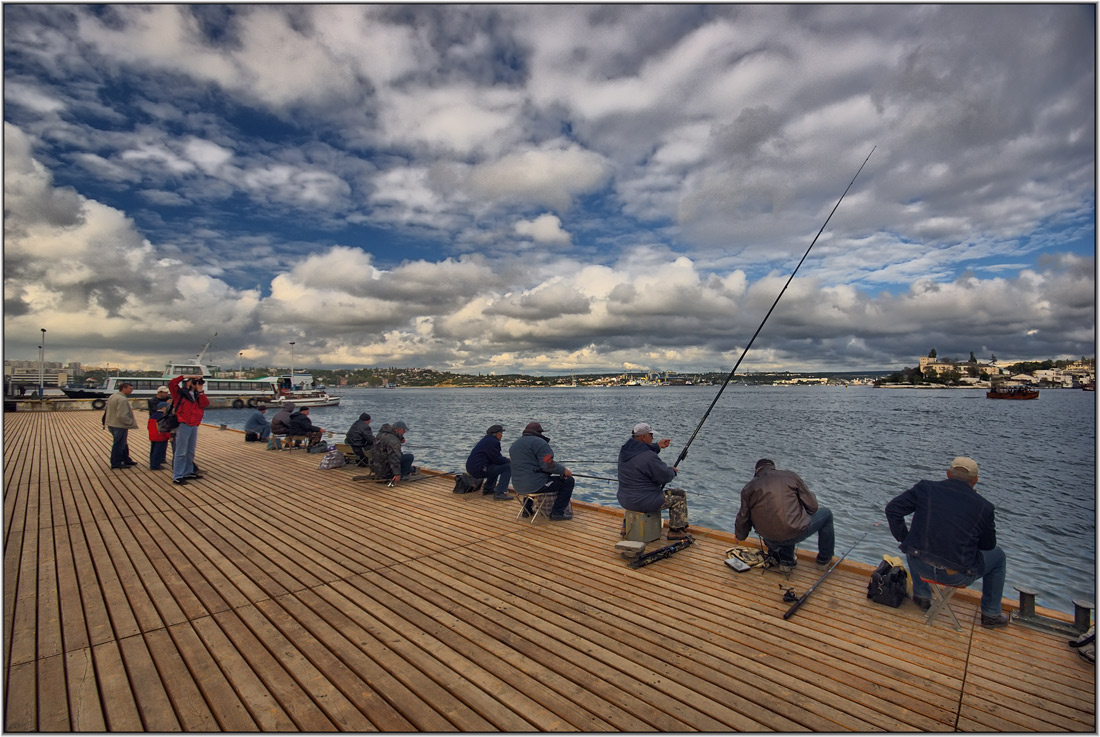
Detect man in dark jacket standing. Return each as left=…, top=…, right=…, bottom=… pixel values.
left=345, top=412, right=374, bottom=466
left=466, top=424, right=512, bottom=500
left=617, top=422, right=689, bottom=540
left=508, top=422, right=574, bottom=520
left=885, top=456, right=1009, bottom=627
left=735, top=458, right=834, bottom=567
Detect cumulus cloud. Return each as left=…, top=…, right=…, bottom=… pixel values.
left=1, top=5, right=1093, bottom=373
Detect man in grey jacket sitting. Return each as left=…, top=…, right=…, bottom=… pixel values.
left=508, top=422, right=574, bottom=520
left=734, top=458, right=835, bottom=567
left=617, top=422, right=690, bottom=540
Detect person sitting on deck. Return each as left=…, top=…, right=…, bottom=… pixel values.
left=617, top=422, right=690, bottom=540
left=270, top=401, right=296, bottom=437
left=372, top=421, right=415, bottom=484
left=885, top=455, right=1009, bottom=628
left=287, top=406, right=325, bottom=447
left=734, top=458, right=835, bottom=567
left=244, top=407, right=271, bottom=441
left=345, top=412, right=375, bottom=466
left=508, top=422, right=574, bottom=521
left=466, top=424, right=512, bottom=500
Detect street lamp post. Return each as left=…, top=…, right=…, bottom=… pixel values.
left=289, top=341, right=295, bottom=390
left=39, top=328, right=46, bottom=399
left=239, top=352, right=243, bottom=375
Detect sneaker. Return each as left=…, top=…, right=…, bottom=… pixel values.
left=912, top=596, right=932, bottom=612
left=816, top=553, right=833, bottom=565
left=666, top=528, right=692, bottom=541
left=172, top=478, right=188, bottom=485
left=549, top=511, right=573, bottom=521
left=184, top=473, right=204, bottom=480
left=981, top=612, right=1010, bottom=628
left=121, top=461, right=138, bottom=467
left=493, top=493, right=511, bottom=501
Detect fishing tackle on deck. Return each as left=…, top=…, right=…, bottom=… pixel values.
left=672, top=147, right=876, bottom=470
left=783, top=521, right=882, bottom=620
left=628, top=536, right=694, bottom=569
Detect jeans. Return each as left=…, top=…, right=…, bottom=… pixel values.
left=149, top=440, right=168, bottom=469
left=173, top=424, right=198, bottom=480
left=482, top=462, right=512, bottom=495
left=764, top=507, right=835, bottom=562
left=401, top=452, right=414, bottom=477
left=109, top=427, right=133, bottom=467
left=907, top=547, right=1007, bottom=616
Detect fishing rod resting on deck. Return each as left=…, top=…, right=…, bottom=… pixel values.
left=783, top=521, right=882, bottom=620
left=672, top=147, right=876, bottom=469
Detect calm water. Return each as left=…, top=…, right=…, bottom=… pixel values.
left=204, top=385, right=1096, bottom=614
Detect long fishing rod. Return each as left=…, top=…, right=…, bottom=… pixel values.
left=672, top=147, right=876, bottom=469
left=783, top=521, right=882, bottom=620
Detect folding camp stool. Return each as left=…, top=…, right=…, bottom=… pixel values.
left=921, top=577, right=967, bottom=631
left=515, top=492, right=558, bottom=524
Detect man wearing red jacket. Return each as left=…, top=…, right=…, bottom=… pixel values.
left=169, top=374, right=210, bottom=485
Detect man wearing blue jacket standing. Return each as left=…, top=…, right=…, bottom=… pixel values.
left=466, top=424, right=512, bottom=500
left=509, top=422, right=574, bottom=520
left=617, top=422, right=690, bottom=540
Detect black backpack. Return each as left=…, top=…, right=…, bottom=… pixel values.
left=452, top=473, right=479, bottom=494
left=867, top=558, right=908, bottom=608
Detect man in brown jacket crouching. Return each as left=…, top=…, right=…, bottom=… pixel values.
left=734, top=458, right=835, bottom=567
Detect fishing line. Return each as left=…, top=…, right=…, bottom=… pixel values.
left=672, top=147, right=876, bottom=469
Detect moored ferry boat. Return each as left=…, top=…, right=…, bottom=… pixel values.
left=81, top=341, right=277, bottom=409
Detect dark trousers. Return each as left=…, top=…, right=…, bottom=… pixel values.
left=351, top=445, right=371, bottom=467
left=109, top=427, right=133, bottom=468
left=149, top=440, right=168, bottom=469
left=524, top=475, right=574, bottom=515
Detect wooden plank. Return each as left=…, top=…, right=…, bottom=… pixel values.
left=91, top=640, right=144, bottom=731
left=36, top=653, right=71, bottom=730
left=286, top=587, right=463, bottom=731
left=65, top=647, right=106, bottom=731
left=142, top=628, right=220, bottom=731
left=169, top=619, right=266, bottom=731
left=209, top=607, right=338, bottom=731
left=116, top=634, right=182, bottom=731
left=4, top=660, right=37, bottom=731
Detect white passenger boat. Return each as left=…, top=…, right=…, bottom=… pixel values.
left=254, top=373, right=342, bottom=408
left=84, top=341, right=276, bottom=409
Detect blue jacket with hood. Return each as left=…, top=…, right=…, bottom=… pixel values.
left=616, top=437, right=677, bottom=512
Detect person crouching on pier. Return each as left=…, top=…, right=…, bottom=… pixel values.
left=617, top=422, right=690, bottom=540
left=734, top=458, right=835, bottom=567
left=373, top=421, right=415, bottom=484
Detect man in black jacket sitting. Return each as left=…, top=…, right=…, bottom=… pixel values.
left=885, top=456, right=1009, bottom=627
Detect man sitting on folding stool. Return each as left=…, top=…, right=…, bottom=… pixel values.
left=617, top=422, right=690, bottom=541
left=885, top=455, right=1010, bottom=628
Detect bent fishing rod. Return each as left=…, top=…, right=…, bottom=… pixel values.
left=783, top=521, right=882, bottom=620
left=672, top=147, right=876, bottom=469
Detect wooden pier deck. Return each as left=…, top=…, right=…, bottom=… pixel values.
left=4, top=411, right=1095, bottom=731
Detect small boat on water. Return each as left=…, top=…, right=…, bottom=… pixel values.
left=255, top=373, right=341, bottom=408
left=987, top=385, right=1039, bottom=400
left=60, top=386, right=110, bottom=400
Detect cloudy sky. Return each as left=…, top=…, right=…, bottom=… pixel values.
left=4, top=4, right=1095, bottom=374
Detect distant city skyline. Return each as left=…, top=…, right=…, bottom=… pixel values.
left=4, top=5, right=1094, bottom=373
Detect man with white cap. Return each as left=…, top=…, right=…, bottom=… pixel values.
left=885, top=456, right=1009, bottom=627
left=617, top=422, right=690, bottom=540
